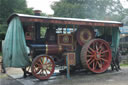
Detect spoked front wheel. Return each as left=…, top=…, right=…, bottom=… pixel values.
left=31, top=55, right=55, bottom=80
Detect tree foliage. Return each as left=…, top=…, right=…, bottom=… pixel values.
left=0, top=0, right=34, bottom=41
left=52, top=1, right=85, bottom=18
left=0, top=0, right=34, bottom=24
left=52, top=0, right=127, bottom=21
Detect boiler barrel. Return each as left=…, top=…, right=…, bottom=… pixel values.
left=30, top=44, right=63, bottom=55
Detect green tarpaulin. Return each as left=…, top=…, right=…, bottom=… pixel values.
left=97, top=27, right=120, bottom=57
left=111, top=28, right=120, bottom=56
left=2, top=17, right=30, bottom=67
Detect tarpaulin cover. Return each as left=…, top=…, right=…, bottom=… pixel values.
left=111, top=28, right=120, bottom=57
left=2, top=17, right=30, bottom=67
left=96, top=27, right=120, bottom=57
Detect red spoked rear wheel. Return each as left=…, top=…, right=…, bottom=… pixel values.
left=81, top=39, right=112, bottom=73
left=31, top=55, right=55, bottom=80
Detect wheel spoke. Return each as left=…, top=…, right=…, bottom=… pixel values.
left=42, top=70, right=46, bottom=76
left=34, top=65, right=41, bottom=69
left=45, top=57, right=48, bottom=64
left=46, top=68, right=52, bottom=72
left=88, top=59, right=95, bottom=65
left=35, top=67, right=41, bottom=73
left=47, top=64, right=53, bottom=67
left=36, top=72, right=43, bottom=76
left=99, top=42, right=103, bottom=50
left=93, top=62, right=95, bottom=70
left=35, top=62, right=41, bottom=67
left=39, top=58, right=43, bottom=65
left=38, top=69, right=43, bottom=74
left=87, top=57, right=93, bottom=63
left=97, top=61, right=102, bottom=69
left=96, top=44, right=99, bottom=51
left=87, top=50, right=93, bottom=54
left=87, top=55, right=94, bottom=58
left=99, top=59, right=102, bottom=65
left=100, top=58, right=108, bottom=62
left=99, top=59, right=103, bottom=68
left=44, top=70, right=48, bottom=76
left=101, top=54, right=105, bottom=57
left=101, top=50, right=109, bottom=54
left=88, top=47, right=95, bottom=53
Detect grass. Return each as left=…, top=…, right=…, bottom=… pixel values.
left=120, top=63, right=128, bottom=67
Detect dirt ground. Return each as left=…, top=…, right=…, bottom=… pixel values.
left=0, top=66, right=127, bottom=85
left=0, top=54, right=128, bottom=85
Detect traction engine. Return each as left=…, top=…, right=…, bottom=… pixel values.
left=26, top=26, right=112, bottom=80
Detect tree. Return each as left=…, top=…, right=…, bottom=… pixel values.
left=0, top=0, right=34, bottom=24
left=51, top=0, right=125, bottom=21
left=51, top=0, right=85, bottom=18
left=0, top=0, right=34, bottom=32
left=0, top=0, right=34, bottom=42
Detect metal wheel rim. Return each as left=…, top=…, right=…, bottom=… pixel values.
left=81, top=39, right=112, bottom=73
left=31, top=55, right=55, bottom=80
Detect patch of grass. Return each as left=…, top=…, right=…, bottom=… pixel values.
left=120, top=64, right=128, bottom=67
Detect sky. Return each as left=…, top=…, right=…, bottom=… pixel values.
left=26, top=0, right=128, bottom=15
left=26, top=0, right=60, bottom=15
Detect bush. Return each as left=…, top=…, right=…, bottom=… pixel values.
left=0, top=24, right=6, bottom=52
left=0, top=32, right=5, bottom=40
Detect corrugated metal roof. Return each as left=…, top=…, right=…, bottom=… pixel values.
left=7, top=13, right=123, bottom=27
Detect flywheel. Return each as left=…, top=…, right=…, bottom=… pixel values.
left=76, top=28, right=95, bottom=46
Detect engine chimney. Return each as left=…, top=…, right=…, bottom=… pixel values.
left=34, top=10, right=42, bottom=40
left=34, top=10, right=41, bottom=16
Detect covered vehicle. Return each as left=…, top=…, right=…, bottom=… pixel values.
left=2, top=13, right=123, bottom=80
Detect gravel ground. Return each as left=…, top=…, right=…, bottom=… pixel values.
left=0, top=73, right=23, bottom=85
left=34, top=67, right=128, bottom=85
left=1, top=66, right=127, bottom=85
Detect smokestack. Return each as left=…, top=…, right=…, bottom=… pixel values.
left=34, top=10, right=41, bottom=16
left=34, top=10, right=41, bottom=40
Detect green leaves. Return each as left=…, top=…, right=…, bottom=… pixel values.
left=0, top=0, right=34, bottom=40
left=52, top=0, right=127, bottom=21
left=0, top=0, right=34, bottom=24
left=51, top=0, right=85, bottom=18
